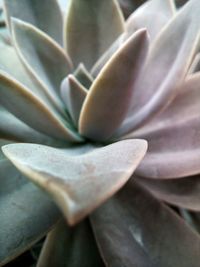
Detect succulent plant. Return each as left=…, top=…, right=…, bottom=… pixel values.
left=0, top=0, right=200, bottom=266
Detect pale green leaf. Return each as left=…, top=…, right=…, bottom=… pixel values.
left=4, top=0, right=63, bottom=45
left=65, top=0, right=125, bottom=69
left=2, top=139, right=147, bottom=225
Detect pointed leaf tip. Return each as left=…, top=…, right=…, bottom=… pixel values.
left=2, top=140, right=147, bottom=225
left=79, top=29, right=149, bottom=141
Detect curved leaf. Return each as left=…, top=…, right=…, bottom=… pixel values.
left=37, top=219, right=104, bottom=267
left=0, top=41, right=62, bottom=116
left=2, top=139, right=147, bottom=225
left=74, top=63, right=93, bottom=89
left=65, top=0, right=124, bottom=69
left=118, top=0, right=200, bottom=135
left=79, top=29, right=149, bottom=141
left=0, top=70, right=82, bottom=142
left=3, top=0, right=63, bottom=45
left=136, top=175, right=200, bottom=211
left=11, top=18, right=72, bottom=114
left=133, top=74, right=200, bottom=178
left=0, top=107, right=55, bottom=144
left=0, top=159, right=60, bottom=266
left=126, top=0, right=176, bottom=41
left=61, top=75, right=87, bottom=126
left=91, top=179, right=200, bottom=267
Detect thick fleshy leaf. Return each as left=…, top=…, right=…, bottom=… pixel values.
left=3, top=0, right=63, bottom=45
left=117, top=0, right=200, bottom=136
left=135, top=175, right=200, bottom=211
left=79, top=29, right=149, bottom=141
left=11, top=18, right=72, bottom=114
left=0, top=40, right=62, bottom=115
left=65, top=0, right=124, bottom=69
left=133, top=74, right=200, bottom=178
left=126, top=0, right=175, bottom=41
left=0, top=107, right=55, bottom=144
left=0, top=159, right=60, bottom=266
left=91, top=180, right=200, bottom=267
left=0, top=70, right=82, bottom=142
left=74, top=63, right=93, bottom=89
left=91, top=33, right=125, bottom=78
left=61, top=75, right=87, bottom=126
left=2, top=139, right=147, bottom=225
left=37, top=219, right=104, bottom=267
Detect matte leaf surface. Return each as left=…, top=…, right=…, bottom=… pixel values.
left=136, top=175, right=200, bottom=211
left=79, top=29, right=149, bottom=141
left=134, top=74, right=200, bottom=178
left=126, top=0, right=175, bottom=41
left=61, top=75, right=87, bottom=126
left=0, top=159, right=60, bottom=266
left=4, top=0, right=63, bottom=45
left=0, top=71, right=82, bottom=142
left=118, top=0, right=200, bottom=135
left=12, top=18, right=72, bottom=114
left=65, top=0, right=124, bottom=69
left=91, top=180, right=200, bottom=267
left=0, top=107, right=54, bottom=143
left=37, top=219, right=104, bottom=267
left=2, top=139, right=147, bottom=225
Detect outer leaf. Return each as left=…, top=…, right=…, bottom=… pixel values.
left=0, top=40, right=62, bottom=115
left=2, top=139, right=147, bottom=225
left=117, top=0, right=200, bottom=135
left=135, top=175, right=200, bottom=211
left=188, top=53, right=200, bottom=74
left=79, top=29, right=149, bottom=141
left=11, top=18, right=72, bottom=114
left=0, top=107, right=55, bottom=144
left=37, top=219, right=104, bottom=267
left=133, top=74, right=200, bottom=178
left=0, top=70, right=82, bottom=142
left=65, top=0, right=124, bottom=69
left=0, top=159, right=60, bottom=266
left=61, top=75, right=87, bottom=126
left=91, top=179, right=200, bottom=267
left=126, top=0, right=176, bottom=41
left=3, top=0, right=63, bottom=45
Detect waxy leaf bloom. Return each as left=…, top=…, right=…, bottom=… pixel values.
left=0, top=0, right=200, bottom=266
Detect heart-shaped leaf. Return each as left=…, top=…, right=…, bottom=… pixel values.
left=2, top=139, right=147, bottom=225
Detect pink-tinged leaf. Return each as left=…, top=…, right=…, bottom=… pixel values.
left=132, top=74, right=200, bottom=178
left=2, top=139, right=147, bottom=225
left=11, top=18, right=72, bottom=115
left=64, top=0, right=124, bottom=69
left=37, top=219, right=104, bottom=267
left=79, top=29, right=149, bottom=141
left=126, top=0, right=176, bottom=41
left=0, top=70, right=82, bottom=142
left=135, top=175, right=200, bottom=211
left=91, top=179, right=200, bottom=267
left=117, top=0, right=200, bottom=136
left=60, top=75, right=87, bottom=126
left=3, top=0, right=63, bottom=45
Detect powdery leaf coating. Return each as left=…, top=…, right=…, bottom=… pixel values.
left=4, top=0, right=63, bottom=45
left=2, top=140, right=147, bottom=225
left=91, top=180, right=200, bottom=267
left=65, top=0, right=125, bottom=69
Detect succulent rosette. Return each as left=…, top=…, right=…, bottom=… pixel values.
left=0, top=0, right=200, bottom=266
